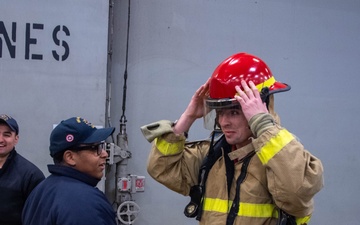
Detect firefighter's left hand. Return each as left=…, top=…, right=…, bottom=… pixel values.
left=234, top=80, right=268, bottom=122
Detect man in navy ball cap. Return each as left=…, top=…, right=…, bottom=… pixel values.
left=22, top=117, right=117, bottom=225
left=0, top=114, right=44, bottom=225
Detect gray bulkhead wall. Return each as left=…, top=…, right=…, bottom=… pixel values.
left=0, top=0, right=359, bottom=225
left=0, top=2, right=109, bottom=176
left=109, top=0, right=360, bottom=225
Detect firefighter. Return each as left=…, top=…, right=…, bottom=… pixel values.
left=141, top=52, right=324, bottom=225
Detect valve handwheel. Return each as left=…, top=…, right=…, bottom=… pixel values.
left=117, top=201, right=140, bottom=224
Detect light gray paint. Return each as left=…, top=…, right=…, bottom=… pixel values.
left=1, top=0, right=359, bottom=224
left=0, top=0, right=109, bottom=174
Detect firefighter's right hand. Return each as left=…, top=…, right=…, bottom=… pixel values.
left=184, top=79, right=210, bottom=119
left=173, top=79, right=210, bottom=135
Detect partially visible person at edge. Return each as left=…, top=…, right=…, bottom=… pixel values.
left=141, top=52, right=324, bottom=225
left=22, top=117, right=117, bottom=225
left=0, top=114, right=45, bottom=225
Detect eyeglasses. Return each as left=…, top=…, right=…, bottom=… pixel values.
left=70, top=142, right=106, bottom=156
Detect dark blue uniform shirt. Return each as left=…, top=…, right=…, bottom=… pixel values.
left=22, top=164, right=117, bottom=225
left=0, top=149, right=45, bottom=225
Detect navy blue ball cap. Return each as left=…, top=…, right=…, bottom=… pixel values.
left=49, top=117, right=115, bottom=157
left=0, top=114, right=19, bottom=135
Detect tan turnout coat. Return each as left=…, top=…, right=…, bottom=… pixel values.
left=144, top=120, right=323, bottom=225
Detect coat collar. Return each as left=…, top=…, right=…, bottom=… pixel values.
left=228, top=142, right=255, bottom=162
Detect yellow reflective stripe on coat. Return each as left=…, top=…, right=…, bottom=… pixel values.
left=203, top=198, right=276, bottom=217
left=203, top=197, right=311, bottom=224
left=257, top=129, right=294, bottom=165
left=239, top=202, right=277, bottom=218
left=155, top=137, right=183, bottom=155
left=203, top=198, right=229, bottom=213
left=296, top=215, right=311, bottom=224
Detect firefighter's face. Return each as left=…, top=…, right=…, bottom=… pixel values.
left=217, top=108, right=252, bottom=147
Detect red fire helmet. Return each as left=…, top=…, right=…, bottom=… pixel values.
left=206, top=52, right=290, bottom=109
left=203, top=53, right=291, bottom=129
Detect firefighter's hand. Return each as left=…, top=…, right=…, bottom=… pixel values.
left=184, top=79, right=210, bottom=119
left=234, top=80, right=268, bottom=122
left=173, top=79, right=210, bottom=135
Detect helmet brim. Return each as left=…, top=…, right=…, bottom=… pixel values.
left=269, top=82, right=291, bottom=94
left=205, top=98, right=240, bottom=109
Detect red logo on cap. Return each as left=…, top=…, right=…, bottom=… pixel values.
left=66, top=134, right=74, bottom=142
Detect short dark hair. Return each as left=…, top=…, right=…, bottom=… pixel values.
left=52, top=151, right=65, bottom=164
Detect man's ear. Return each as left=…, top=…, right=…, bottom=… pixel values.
left=14, top=134, right=19, bottom=145
left=62, top=150, right=76, bottom=166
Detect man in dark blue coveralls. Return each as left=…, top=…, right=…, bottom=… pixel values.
left=0, top=114, right=45, bottom=225
left=22, top=117, right=117, bottom=225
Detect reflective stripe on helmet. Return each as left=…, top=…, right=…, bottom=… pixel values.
left=255, top=76, right=276, bottom=92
